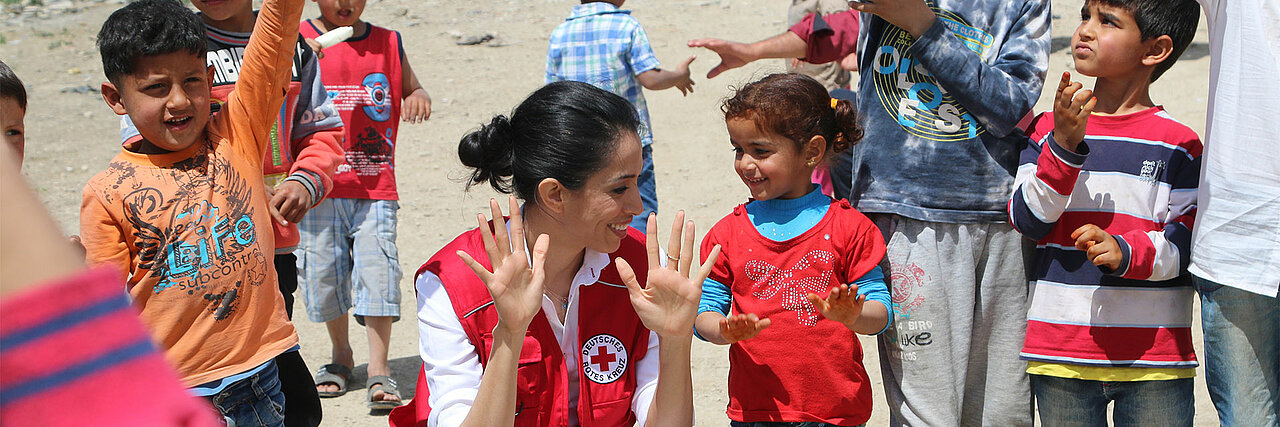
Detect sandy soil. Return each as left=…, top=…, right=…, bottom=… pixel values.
left=1, top=0, right=1216, bottom=425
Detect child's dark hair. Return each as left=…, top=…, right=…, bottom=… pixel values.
left=723, top=73, right=863, bottom=159
left=97, top=0, right=206, bottom=83
left=1087, top=0, right=1199, bottom=81
left=459, top=81, right=642, bottom=203
left=0, top=60, right=25, bottom=110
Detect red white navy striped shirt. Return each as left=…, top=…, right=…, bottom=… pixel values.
left=1009, top=107, right=1201, bottom=369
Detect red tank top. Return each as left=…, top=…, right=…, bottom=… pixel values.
left=299, top=21, right=403, bottom=200
left=390, top=225, right=653, bottom=427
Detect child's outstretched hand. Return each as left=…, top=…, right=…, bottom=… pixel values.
left=615, top=211, right=720, bottom=338
left=719, top=313, right=771, bottom=343
left=807, top=284, right=865, bottom=331
left=686, top=38, right=755, bottom=79
left=672, top=55, right=697, bottom=96
left=402, top=88, right=432, bottom=124
left=1072, top=224, right=1123, bottom=272
left=1052, top=72, right=1096, bottom=153
left=458, top=197, right=550, bottom=335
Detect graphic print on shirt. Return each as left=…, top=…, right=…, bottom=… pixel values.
left=872, top=3, right=992, bottom=142
left=581, top=334, right=628, bottom=384
left=328, top=73, right=396, bottom=178
left=745, top=250, right=836, bottom=326
left=105, top=150, right=267, bottom=320
left=361, top=73, right=392, bottom=122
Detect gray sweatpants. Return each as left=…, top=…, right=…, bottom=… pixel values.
left=869, top=214, right=1033, bottom=427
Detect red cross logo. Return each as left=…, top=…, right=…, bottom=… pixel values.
left=590, top=345, right=616, bottom=372
left=581, top=334, right=628, bottom=384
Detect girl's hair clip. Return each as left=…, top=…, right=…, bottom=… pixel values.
left=830, top=98, right=839, bottom=109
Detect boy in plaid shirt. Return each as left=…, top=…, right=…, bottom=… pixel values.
left=546, top=0, right=696, bottom=233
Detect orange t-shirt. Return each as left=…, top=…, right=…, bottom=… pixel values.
left=79, top=0, right=303, bottom=387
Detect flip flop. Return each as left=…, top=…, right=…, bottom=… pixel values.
left=313, top=364, right=352, bottom=398
left=366, top=375, right=403, bottom=410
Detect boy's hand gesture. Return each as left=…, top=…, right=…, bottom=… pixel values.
left=1072, top=224, right=1123, bottom=272
left=458, top=197, right=550, bottom=335
left=672, top=55, right=697, bottom=96
left=808, top=284, right=865, bottom=331
left=402, top=88, right=432, bottom=124
left=719, top=313, right=771, bottom=343
left=1052, top=72, right=1096, bottom=153
left=615, top=211, right=721, bottom=338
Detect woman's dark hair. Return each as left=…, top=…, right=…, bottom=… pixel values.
left=459, top=81, right=641, bottom=203
left=97, top=0, right=206, bottom=84
left=0, top=60, right=26, bottom=110
left=723, top=73, right=863, bottom=158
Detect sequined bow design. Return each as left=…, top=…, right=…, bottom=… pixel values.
left=744, top=250, right=836, bottom=326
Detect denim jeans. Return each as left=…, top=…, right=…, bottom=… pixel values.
left=629, top=144, right=657, bottom=233
left=1195, top=275, right=1280, bottom=427
left=206, top=361, right=286, bottom=427
left=730, top=422, right=860, bottom=427
left=1031, top=374, right=1193, bottom=427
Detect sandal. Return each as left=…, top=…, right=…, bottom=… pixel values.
left=366, top=375, right=403, bottom=410
left=313, top=364, right=352, bottom=398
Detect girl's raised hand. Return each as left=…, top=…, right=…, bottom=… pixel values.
left=719, top=313, right=771, bottom=343
left=615, top=211, right=722, bottom=338
left=458, top=197, right=550, bottom=335
left=807, top=284, right=866, bottom=330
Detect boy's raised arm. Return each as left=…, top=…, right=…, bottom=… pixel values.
left=222, top=0, right=306, bottom=159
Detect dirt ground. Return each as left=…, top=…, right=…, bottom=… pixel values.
left=1, top=0, right=1218, bottom=425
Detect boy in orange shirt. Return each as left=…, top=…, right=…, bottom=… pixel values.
left=79, top=0, right=304, bottom=424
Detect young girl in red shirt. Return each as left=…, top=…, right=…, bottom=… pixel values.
left=695, top=73, right=890, bottom=427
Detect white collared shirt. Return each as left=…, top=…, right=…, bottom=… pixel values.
left=415, top=247, right=661, bottom=427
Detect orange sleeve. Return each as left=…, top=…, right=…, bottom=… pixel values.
left=220, top=0, right=306, bottom=162
left=79, top=186, right=132, bottom=282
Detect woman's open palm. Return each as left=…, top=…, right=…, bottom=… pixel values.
left=458, top=197, right=549, bottom=334
left=616, top=211, right=721, bottom=338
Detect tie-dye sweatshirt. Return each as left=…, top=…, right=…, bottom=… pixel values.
left=791, top=0, right=1051, bottom=223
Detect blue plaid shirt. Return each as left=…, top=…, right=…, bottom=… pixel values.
left=546, top=2, right=660, bottom=146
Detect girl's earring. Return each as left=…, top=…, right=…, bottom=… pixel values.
left=806, top=159, right=817, bottom=167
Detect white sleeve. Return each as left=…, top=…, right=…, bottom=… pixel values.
left=628, top=330, right=662, bottom=427
left=416, top=271, right=484, bottom=427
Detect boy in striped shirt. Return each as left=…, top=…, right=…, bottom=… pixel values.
left=1007, top=0, right=1202, bottom=424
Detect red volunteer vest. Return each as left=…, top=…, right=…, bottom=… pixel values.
left=390, top=225, right=652, bottom=427
left=299, top=21, right=402, bottom=200
left=700, top=199, right=885, bottom=425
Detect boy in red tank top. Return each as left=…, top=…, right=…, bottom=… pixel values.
left=295, top=0, right=432, bottom=410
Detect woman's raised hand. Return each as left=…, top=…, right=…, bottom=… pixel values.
left=615, top=211, right=721, bottom=338
left=458, top=197, right=549, bottom=335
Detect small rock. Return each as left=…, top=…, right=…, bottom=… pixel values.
left=67, top=67, right=81, bottom=74
left=65, top=166, right=74, bottom=172
left=454, top=33, right=494, bottom=46
left=60, top=85, right=99, bottom=94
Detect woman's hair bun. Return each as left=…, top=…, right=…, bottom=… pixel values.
left=458, top=115, right=517, bottom=194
